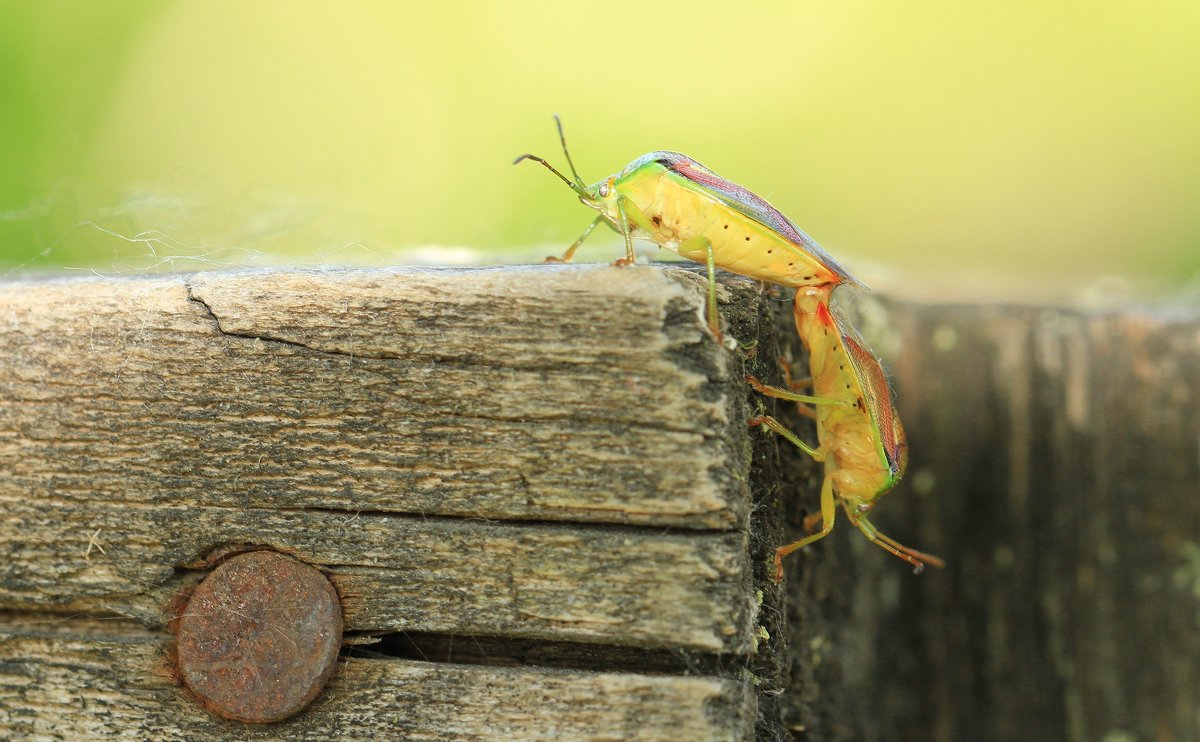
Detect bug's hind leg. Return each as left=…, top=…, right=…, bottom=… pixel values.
left=749, top=380, right=813, bottom=419
left=749, top=414, right=824, bottom=461
left=746, top=376, right=845, bottom=407
left=671, top=235, right=724, bottom=342
left=703, top=239, right=723, bottom=343
left=778, top=363, right=812, bottom=392
left=747, top=373, right=824, bottom=419
left=774, top=476, right=836, bottom=581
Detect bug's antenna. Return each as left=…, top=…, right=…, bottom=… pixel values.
left=512, top=153, right=587, bottom=199
left=553, top=114, right=587, bottom=190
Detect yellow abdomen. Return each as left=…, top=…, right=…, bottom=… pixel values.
left=617, top=169, right=844, bottom=288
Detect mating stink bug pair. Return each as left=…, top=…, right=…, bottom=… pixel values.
left=516, top=117, right=943, bottom=579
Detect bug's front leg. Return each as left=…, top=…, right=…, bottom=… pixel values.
left=545, top=215, right=604, bottom=263
left=852, top=514, right=946, bottom=574
left=747, top=377, right=806, bottom=420
left=773, top=475, right=837, bottom=581
left=613, top=197, right=637, bottom=267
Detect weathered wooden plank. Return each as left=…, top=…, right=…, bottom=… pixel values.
left=1, top=265, right=750, bottom=529
left=18, top=264, right=1196, bottom=741
left=0, top=496, right=752, bottom=652
left=0, top=617, right=755, bottom=741
left=0, top=266, right=770, bottom=654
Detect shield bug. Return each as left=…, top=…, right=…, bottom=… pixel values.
left=515, top=116, right=863, bottom=341
left=749, top=288, right=944, bottom=580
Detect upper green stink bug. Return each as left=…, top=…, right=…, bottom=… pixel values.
left=515, top=116, right=864, bottom=341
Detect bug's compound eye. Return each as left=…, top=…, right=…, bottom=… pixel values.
left=598, top=182, right=610, bottom=198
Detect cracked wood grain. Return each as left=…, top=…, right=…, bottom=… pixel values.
left=0, top=616, right=755, bottom=741
left=3, top=266, right=749, bottom=527
left=2, top=495, right=753, bottom=652
left=0, top=266, right=772, bottom=656
left=0, top=264, right=779, bottom=741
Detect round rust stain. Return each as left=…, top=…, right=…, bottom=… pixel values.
left=175, top=550, right=343, bottom=723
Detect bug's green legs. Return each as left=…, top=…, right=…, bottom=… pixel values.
left=749, top=414, right=824, bottom=461
left=851, top=515, right=943, bottom=574
left=771, top=366, right=818, bottom=417
left=746, top=376, right=847, bottom=406
left=881, top=533, right=946, bottom=571
left=675, top=235, right=723, bottom=341
left=704, top=240, right=724, bottom=343
left=546, top=215, right=603, bottom=263
left=773, top=476, right=836, bottom=581
left=779, top=363, right=812, bottom=391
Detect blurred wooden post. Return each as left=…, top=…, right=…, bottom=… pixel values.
left=773, top=296, right=1200, bottom=742
left=1, top=264, right=1197, bottom=740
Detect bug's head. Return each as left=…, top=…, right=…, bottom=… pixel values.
left=583, top=175, right=619, bottom=213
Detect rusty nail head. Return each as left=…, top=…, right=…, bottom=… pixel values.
left=174, top=550, right=343, bottom=723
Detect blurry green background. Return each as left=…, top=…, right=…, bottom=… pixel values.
left=2, top=1, right=1198, bottom=301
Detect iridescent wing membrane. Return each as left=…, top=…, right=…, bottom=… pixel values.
left=830, top=301, right=907, bottom=479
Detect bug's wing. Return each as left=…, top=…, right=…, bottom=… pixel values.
left=832, top=304, right=908, bottom=477
left=651, top=152, right=865, bottom=288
